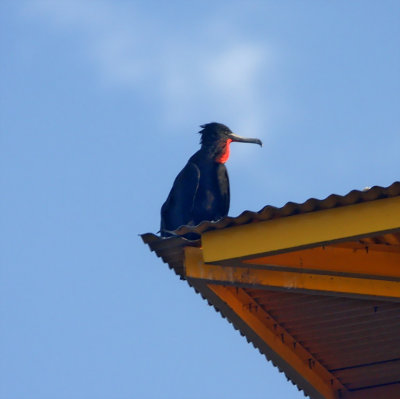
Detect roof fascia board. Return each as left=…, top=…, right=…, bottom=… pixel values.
left=201, top=196, right=400, bottom=263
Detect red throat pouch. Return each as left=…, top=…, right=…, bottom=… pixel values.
left=217, top=139, right=232, bottom=163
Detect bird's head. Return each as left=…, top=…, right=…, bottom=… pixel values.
left=199, top=122, right=262, bottom=163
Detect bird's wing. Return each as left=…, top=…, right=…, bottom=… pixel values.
left=160, top=162, right=200, bottom=234
left=219, top=164, right=230, bottom=217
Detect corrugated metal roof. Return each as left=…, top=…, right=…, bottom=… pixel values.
left=173, top=181, right=400, bottom=236
left=141, top=181, right=400, bottom=398
left=142, top=181, right=400, bottom=276
left=141, top=233, right=199, bottom=277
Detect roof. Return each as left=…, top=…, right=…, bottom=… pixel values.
left=172, top=181, right=400, bottom=236
left=142, top=181, right=400, bottom=399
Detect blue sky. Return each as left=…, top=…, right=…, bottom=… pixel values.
left=1, top=1, right=399, bottom=398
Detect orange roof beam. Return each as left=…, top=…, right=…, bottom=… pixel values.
left=185, top=247, right=400, bottom=302
left=245, top=245, right=400, bottom=279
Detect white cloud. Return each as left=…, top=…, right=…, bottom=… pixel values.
left=25, top=1, right=149, bottom=86
left=25, top=0, right=275, bottom=139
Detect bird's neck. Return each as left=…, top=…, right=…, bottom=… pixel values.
left=200, top=139, right=232, bottom=164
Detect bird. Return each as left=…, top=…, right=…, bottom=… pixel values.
left=160, top=122, right=262, bottom=237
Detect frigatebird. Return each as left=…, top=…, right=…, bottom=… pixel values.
left=160, top=123, right=262, bottom=237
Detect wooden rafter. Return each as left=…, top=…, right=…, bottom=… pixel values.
left=206, top=284, right=347, bottom=399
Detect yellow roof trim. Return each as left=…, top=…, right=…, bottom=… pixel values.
left=202, top=196, right=400, bottom=263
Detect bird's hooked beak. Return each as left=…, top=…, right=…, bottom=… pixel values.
left=228, top=132, right=262, bottom=147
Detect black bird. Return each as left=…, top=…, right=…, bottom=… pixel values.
left=160, top=122, right=262, bottom=237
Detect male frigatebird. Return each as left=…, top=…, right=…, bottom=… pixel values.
left=160, top=122, right=262, bottom=237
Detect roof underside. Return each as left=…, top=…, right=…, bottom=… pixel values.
left=245, top=288, right=400, bottom=391
left=142, top=181, right=400, bottom=399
